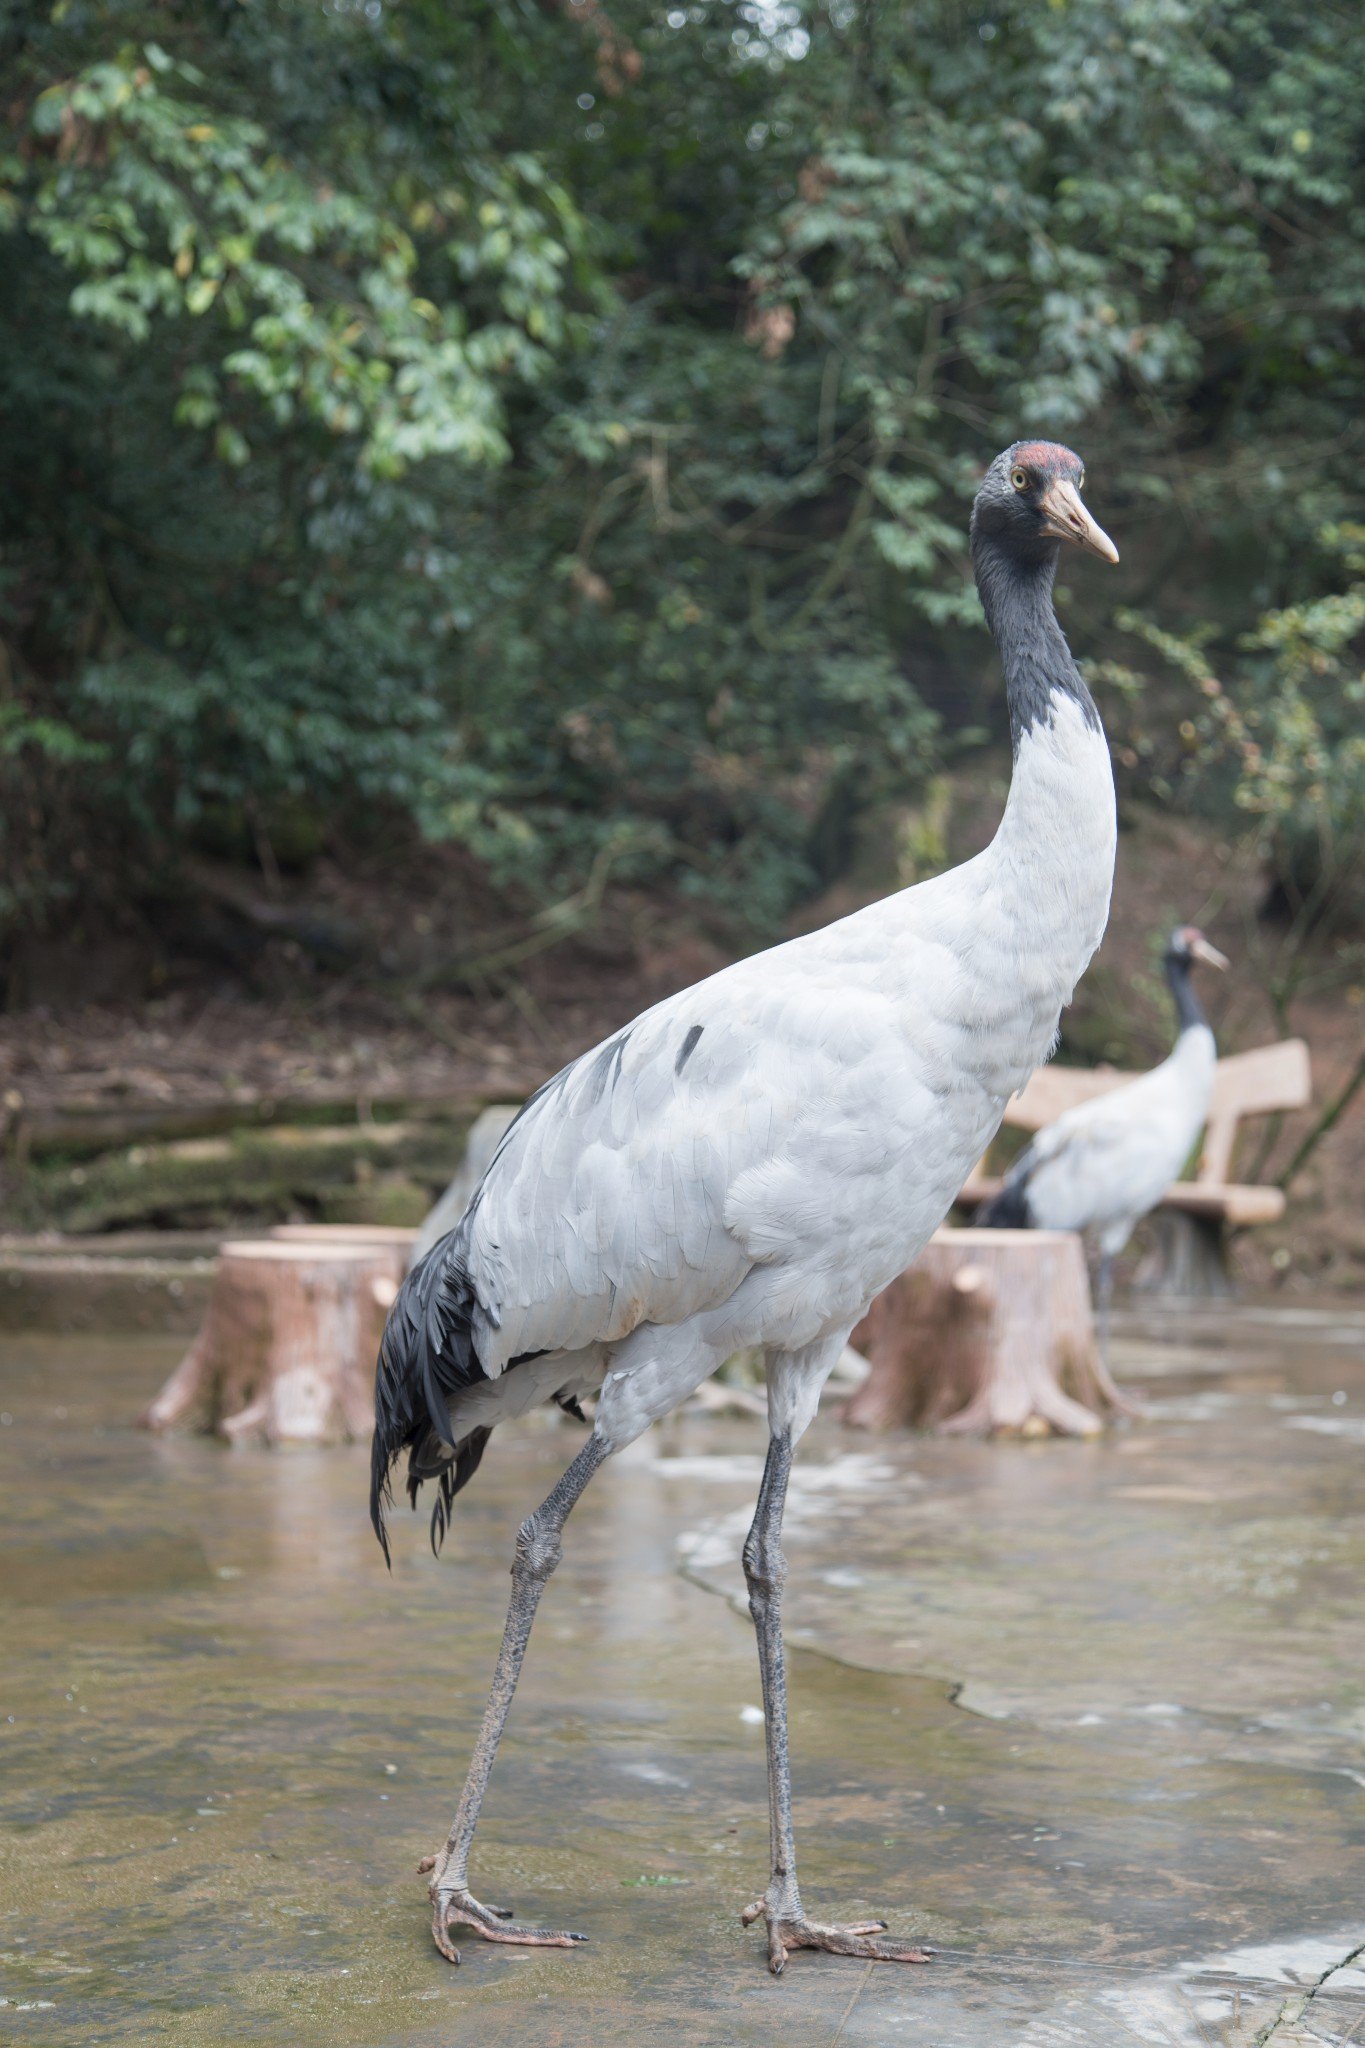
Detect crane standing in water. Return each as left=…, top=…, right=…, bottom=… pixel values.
left=371, top=441, right=1121, bottom=1974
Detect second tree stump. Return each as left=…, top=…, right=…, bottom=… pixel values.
left=844, top=1227, right=1133, bottom=1438
left=141, top=1238, right=406, bottom=1445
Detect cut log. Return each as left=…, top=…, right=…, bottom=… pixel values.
left=844, top=1227, right=1133, bottom=1439
left=270, top=1223, right=418, bottom=1252
left=140, top=1239, right=406, bottom=1445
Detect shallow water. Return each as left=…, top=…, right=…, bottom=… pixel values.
left=1, top=1307, right=1363, bottom=2046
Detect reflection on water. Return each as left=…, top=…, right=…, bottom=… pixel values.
left=1, top=1307, right=1363, bottom=2047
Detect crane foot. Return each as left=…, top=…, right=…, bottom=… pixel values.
left=741, top=1893, right=933, bottom=1976
left=416, top=1852, right=513, bottom=1926
left=425, top=1872, right=587, bottom=1964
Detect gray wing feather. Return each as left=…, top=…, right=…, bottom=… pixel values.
left=1017, top=1087, right=1187, bottom=1232
left=465, top=996, right=752, bottom=1371
left=458, top=967, right=920, bottom=1374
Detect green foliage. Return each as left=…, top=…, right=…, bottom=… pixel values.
left=3, top=0, right=1364, bottom=974
left=1120, top=525, right=1365, bottom=926
left=22, top=21, right=590, bottom=473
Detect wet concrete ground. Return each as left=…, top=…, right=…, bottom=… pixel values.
left=1, top=1305, right=1362, bottom=2046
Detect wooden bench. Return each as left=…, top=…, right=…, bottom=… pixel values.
left=957, top=1039, right=1311, bottom=1294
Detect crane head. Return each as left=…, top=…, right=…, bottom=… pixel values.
left=973, top=442, right=1119, bottom=566
left=1168, top=925, right=1230, bottom=971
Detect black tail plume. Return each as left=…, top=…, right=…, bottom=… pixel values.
left=974, top=1150, right=1036, bottom=1230
left=369, top=1229, right=493, bottom=1564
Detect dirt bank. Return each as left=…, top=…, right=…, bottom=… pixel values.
left=2, top=795, right=1359, bottom=1288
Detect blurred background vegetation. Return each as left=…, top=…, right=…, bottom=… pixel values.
left=2, top=0, right=1363, bottom=985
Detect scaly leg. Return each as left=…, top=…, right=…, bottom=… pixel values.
left=740, top=1368, right=932, bottom=1975
left=1096, top=1250, right=1115, bottom=1367
left=1087, top=1248, right=1141, bottom=1418
left=423, top=1432, right=609, bottom=1962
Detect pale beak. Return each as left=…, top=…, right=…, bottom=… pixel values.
left=1190, top=934, right=1230, bottom=971
left=1038, top=477, right=1120, bottom=564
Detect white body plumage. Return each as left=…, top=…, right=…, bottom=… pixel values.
left=442, top=693, right=1115, bottom=1451
left=997, top=1018, right=1216, bottom=1259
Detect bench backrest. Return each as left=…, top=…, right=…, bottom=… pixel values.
left=1000, top=1038, right=1311, bottom=1185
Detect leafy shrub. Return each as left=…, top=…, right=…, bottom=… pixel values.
left=3, top=0, right=1364, bottom=976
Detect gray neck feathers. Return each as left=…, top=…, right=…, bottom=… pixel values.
left=1165, top=953, right=1208, bottom=1033
left=972, top=532, right=1100, bottom=751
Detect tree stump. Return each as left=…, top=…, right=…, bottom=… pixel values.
left=269, top=1223, right=417, bottom=1323
left=844, top=1227, right=1134, bottom=1438
left=270, top=1222, right=417, bottom=1256
left=140, top=1239, right=406, bottom=1445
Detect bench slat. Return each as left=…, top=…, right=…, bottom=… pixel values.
left=1000, top=1065, right=1127, bottom=1131
left=1161, top=1183, right=1286, bottom=1225
left=966, top=1038, right=1310, bottom=1221
left=998, top=1038, right=1310, bottom=1138
left=1198, top=1039, right=1311, bottom=1185
left=956, top=1177, right=1285, bottom=1228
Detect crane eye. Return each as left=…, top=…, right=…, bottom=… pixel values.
left=1011, top=467, right=1029, bottom=491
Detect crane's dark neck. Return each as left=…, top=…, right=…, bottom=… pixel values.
left=1165, top=951, right=1208, bottom=1033
left=972, top=531, right=1100, bottom=752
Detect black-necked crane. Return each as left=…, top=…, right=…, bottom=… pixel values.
left=370, top=441, right=1120, bottom=1974
left=978, top=922, right=1228, bottom=1338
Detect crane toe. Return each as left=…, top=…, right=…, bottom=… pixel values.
left=417, top=1853, right=514, bottom=1917
left=743, top=1896, right=932, bottom=1974
left=427, top=1878, right=587, bottom=1963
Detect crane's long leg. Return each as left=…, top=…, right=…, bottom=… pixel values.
left=1096, top=1249, right=1115, bottom=1365
left=422, top=1432, right=609, bottom=1962
left=1090, top=1248, right=1140, bottom=1416
left=740, top=1351, right=932, bottom=1976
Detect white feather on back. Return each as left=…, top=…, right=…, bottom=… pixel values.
left=458, top=693, right=1117, bottom=1378
left=1015, top=1023, right=1216, bottom=1245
